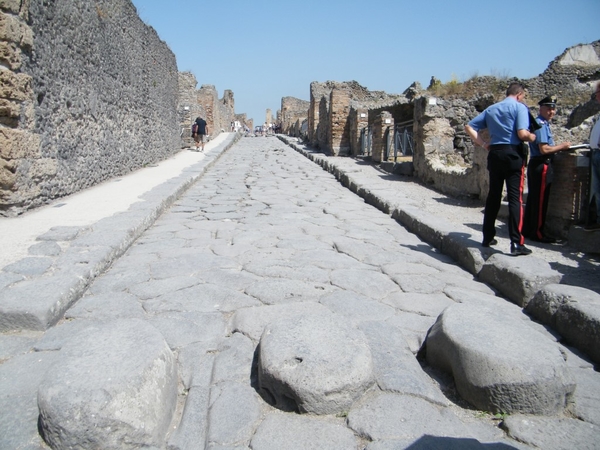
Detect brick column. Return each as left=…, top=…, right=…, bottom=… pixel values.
left=372, top=112, right=393, bottom=163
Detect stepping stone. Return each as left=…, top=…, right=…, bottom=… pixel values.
left=257, top=313, right=374, bottom=414
left=37, top=319, right=178, bottom=449
left=425, top=301, right=575, bottom=415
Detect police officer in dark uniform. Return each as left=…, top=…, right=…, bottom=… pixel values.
left=523, top=95, right=571, bottom=242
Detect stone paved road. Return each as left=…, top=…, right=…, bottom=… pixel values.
left=1, top=136, right=599, bottom=449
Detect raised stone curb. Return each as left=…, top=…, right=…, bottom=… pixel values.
left=476, top=253, right=562, bottom=307
left=37, top=319, right=178, bottom=449
left=257, top=313, right=374, bottom=414
left=0, top=133, right=241, bottom=332
left=526, top=284, right=600, bottom=364
left=425, top=301, right=575, bottom=415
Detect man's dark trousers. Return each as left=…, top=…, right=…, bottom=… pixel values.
left=483, top=145, right=526, bottom=245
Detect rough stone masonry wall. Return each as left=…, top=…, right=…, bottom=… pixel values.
left=0, top=0, right=180, bottom=216
left=280, top=96, right=309, bottom=136
left=178, top=72, right=206, bottom=149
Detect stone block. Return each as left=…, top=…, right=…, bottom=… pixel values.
left=37, top=319, right=178, bottom=449
left=478, top=253, right=562, bottom=307
left=555, top=299, right=600, bottom=364
left=0, top=12, right=32, bottom=48
left=0, top=127, right=40, bottom=160
left=257, top=313, right=374, bottom=415
left=0, top=0, right=23, bottom=14
left=426, top=301, right=575, bottom=415
left=0, top=41, right=21, bottom=69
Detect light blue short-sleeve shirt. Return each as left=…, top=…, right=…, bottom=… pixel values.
left=468, top=97, right=530, bottom=145
left=529, top=116, right=554, bottom=158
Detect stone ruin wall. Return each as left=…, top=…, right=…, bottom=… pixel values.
left=0, top=0, right=242, bottom=217
left=280, top=96, right=309, bottom=137
left=177, top=77, right=241, bottom=148
left=1, top=0, right=181, bottom=216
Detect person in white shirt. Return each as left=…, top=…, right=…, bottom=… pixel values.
left=588, top=82, right=600, bottom=230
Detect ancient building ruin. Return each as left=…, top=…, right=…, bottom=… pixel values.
left=292, top=41, right=600, bottom=238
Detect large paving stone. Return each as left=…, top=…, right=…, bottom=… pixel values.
left=257, top=313, right=374, bottom=414
left=425, top=301, right=575, bottom=415
left=230, top=301, right=331, bottom=341
left=478, top=254, right=561, bottom=307
left=244, top=278, right=336, bottom=305
left=250, top=412, right=358, bottom=450
left=502, top=415, right=599, bottom=450
left=38, top=319, right=178, bottom=449
left=359, top=320, right=449, bottom=406
left=347, top=391, right=471, bottom=441
left=207, top=381, right=263, bottom=447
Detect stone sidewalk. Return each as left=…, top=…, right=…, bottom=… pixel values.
left=1, top=136, right=599, bottom=449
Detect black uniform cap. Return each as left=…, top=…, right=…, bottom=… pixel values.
left=538, top=95, right=557, bottom=107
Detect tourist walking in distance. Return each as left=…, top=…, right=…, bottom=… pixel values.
left=193, top=116, right=208, bottom=151
left=587, top=82, right=600, bottom=230
left=523, top=95, right=571, bottom=242
left=465, top=82, right=537, bottom=256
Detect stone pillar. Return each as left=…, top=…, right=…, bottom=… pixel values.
left=371, top=112, right=393, bottom=163
left=328, top=88, right=351, bottom=156
left=350, top=107, right=369, bottom=157
left=266, top=108, right=272, bottom=126
left=198, top=85, right=218, bottom=135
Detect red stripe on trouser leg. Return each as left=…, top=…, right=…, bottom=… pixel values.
left=536, top=164, right=549, bottom=240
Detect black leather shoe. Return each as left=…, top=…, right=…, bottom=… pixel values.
left=481, top=239, right=498, bottom=247
left=510, top=243, right=532, bottom=256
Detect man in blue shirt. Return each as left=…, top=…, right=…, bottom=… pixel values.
left=523, top=96, right=571, bottom=242
left=465, top=82, right=537, bottom=255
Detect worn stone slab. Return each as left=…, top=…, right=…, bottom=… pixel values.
left=28, top=241, right=62, bottom=257
left=143, top=283, right=261, bottom=313
left=360, top=320, right=449, bottom=406
left=33, top=319, right=97, bottom=351
left=2, top=256, right=53, bottom=276
left=257, top=313, right=374, bottom=414
left=212, top=332, right=255, bottom=384
left=382, top=292, right=455, bottom=317
left=127, top=275, right=202, bottom=300
left=243, top=258, right=330, bottom=283
left=0, top=331, right=39, bottom=360
left=571, top=367, right=600, bottom=426
left=320, top=290, right=395, bottom=323
left=347, top=392, right=471, bottom=441
left=441, top=231, right=488, bottom=276
left=525, top=284, right=600, bottom=363
left=168, top=354, right=214, bottom=450
left=250, top=412, right=358, bottom=450
left=0, top=352, right=60, bottom=450
left=148, top=311, right=226, bottom=350
left=425, top=301, right=575, bottom=415
left=386, top=313, right=438, bottom=354
left=38, top=319, right=178, bottom=450
left=65, top=292, right=146, bottom=320
left=330, top=268, right=400, bottom=299
left=230, top=301, right=331, bottom=341
left=392, top=205, right=455, bottom=250
left=0, top=274, right=89, bottom=332
left=244, top=278, right=336, bottom=305
left=478, top=254, right=562, bottom=307
left=502, top=415, right=599, bottom=450
left=177, top=342, right=217, bottom=390
left=525, top=283, right=600, bottom=327
left=36, top=226, right=82, bottom=242
left=207, top=381, right=263, bottom=447
left=366, top=436, right=523, bottom=450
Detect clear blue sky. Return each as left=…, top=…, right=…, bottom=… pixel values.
left=131, top=0, right=599, bottom=124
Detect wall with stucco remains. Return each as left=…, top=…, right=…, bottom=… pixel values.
left=0, top=0, right=180, bottom=216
